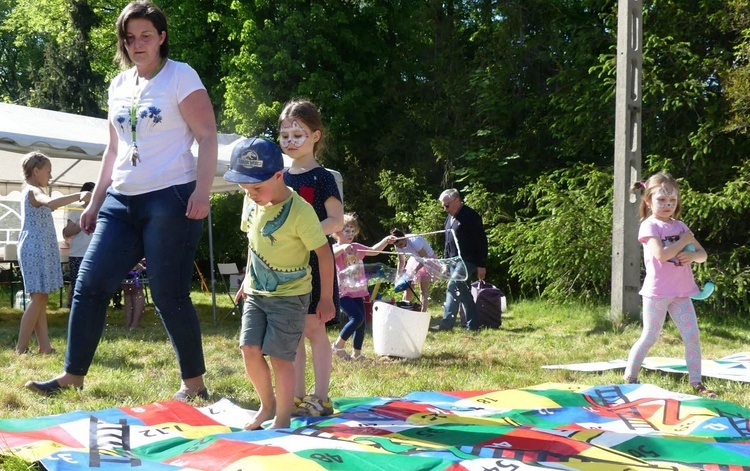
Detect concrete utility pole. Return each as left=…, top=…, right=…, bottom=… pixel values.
left=611, top=0, right=643, bottom=322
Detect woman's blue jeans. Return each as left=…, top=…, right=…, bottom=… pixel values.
left=339, top=296, right=366, bottom=350
left=64, top=182, right=206, bottom=379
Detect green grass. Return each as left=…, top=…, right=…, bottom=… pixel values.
left=1, top=287, right=750, bottom=469
left=2, top=289, right=750, bottom=468
left=1, top=291, right=748, bottom=420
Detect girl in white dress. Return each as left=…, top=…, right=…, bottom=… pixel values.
left=16, top=152, right=90, bottom=354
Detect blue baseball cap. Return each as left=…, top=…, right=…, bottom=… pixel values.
left=223, top=137, right=284, bottom=184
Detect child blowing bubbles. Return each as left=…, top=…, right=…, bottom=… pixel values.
left=331, top=214, right=391, bottom=360
left=16, top=152, right=91, bottom=354
left=623, top=172, right=716, bottom=398
left=224, top=137, right=335, bottom=430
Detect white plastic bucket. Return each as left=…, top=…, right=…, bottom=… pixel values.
left=371, top=301, right=430, bottom=359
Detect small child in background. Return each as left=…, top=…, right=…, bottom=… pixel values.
left=225, top=136, right=335, bottom=430
left=123, top=259, right=146, bottom=329
left=62, top=181, right=95, bottom=308
left=332, top=214, right=391, bottom=360
left=16, top=152, right=91, bottom=354
left=387, top=229, right=436, bottom=312
left=623, top=172, right=716, bottom=398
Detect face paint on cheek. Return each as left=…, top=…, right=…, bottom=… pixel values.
left=280, top=134, right=308, bottom=150
left=279, top=119, right=309, bottom=150
left=342, top=226, right=357, bottom=240
left=653, top=200, right=673, bottom=209
left=652, top=186, right=678, bottom=209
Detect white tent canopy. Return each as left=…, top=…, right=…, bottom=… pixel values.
left=1, top=102, right=242, bottom=195
left=0, top=103, right=343, bottom=322
left=0, top=102, right=343, bottom=196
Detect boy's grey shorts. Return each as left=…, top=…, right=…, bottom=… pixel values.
left=239, top=293, right=310, bottom=362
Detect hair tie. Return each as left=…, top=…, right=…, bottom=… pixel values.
left=637, top=181, right=646, bottom=189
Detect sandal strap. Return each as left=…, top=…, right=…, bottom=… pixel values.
left=692, top=383, right=717, bottom=398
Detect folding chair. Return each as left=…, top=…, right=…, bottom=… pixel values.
left=217, top=263, right=242, bottom=319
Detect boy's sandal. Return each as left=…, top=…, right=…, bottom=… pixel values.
left=692, top=383, right=717, bottom=399
left=291, top=396, right=305, bottom=417
left=294, top=395, right=334, bottom=417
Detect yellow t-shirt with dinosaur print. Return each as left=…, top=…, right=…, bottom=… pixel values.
left=240, top=190, right=328, bottom=296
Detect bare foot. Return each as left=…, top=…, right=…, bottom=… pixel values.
left=243, top=407, right=273, bottom=430
left=266, top=418, right=291, bottom=429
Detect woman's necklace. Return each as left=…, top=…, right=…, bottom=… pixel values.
left=127, top=58, right=165, bottom=167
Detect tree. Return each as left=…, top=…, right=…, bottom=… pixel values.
left=0, top=0, right=44, bottom=103
left=3, top=0, right=105, bottom=114
left=4, top=0, right=750, bottom=310
left=1, top=0, right=236, bottom=118
left=159, top=0, right=237, bottom=126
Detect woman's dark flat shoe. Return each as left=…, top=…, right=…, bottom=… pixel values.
left=25, top=379, right=81, bottom=396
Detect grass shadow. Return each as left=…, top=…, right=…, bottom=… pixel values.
left=701, top=326, right=750, bottom=343
left=503, top=325, right=536, bottom=334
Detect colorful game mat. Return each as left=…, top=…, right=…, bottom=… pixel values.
left=2, top=382, right=750, bottom=470
left=543, top=352, right=750, bottom=383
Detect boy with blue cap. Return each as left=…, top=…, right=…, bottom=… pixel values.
left=224, top=137, right=335, bottom=429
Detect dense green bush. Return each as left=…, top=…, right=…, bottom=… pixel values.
left=500, top=164, right=613, bottom=302
left=199, top=162, right=750, bottom=314
left=495, top=163, right=750, bottom=312
left=679, top=163, right=750, bottom=312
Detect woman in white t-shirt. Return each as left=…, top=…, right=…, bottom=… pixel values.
left=26, top=1, right=217, bottom=401
left=388, top=229, right=436, bottom=312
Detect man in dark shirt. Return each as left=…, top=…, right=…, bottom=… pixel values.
left=431, top=189, right=488, bottom=331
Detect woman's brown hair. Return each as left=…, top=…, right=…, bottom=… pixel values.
left=115, top=1, right=169, bottom=69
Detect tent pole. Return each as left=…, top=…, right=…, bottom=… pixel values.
left=208, top=205, right=217, bottom=325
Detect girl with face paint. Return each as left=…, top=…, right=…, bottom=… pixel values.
left=623, top=172, right=716, bottom=398
left=330, top=214, right=392, bottom=361
left=278, top=100, right=345, bottom=417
